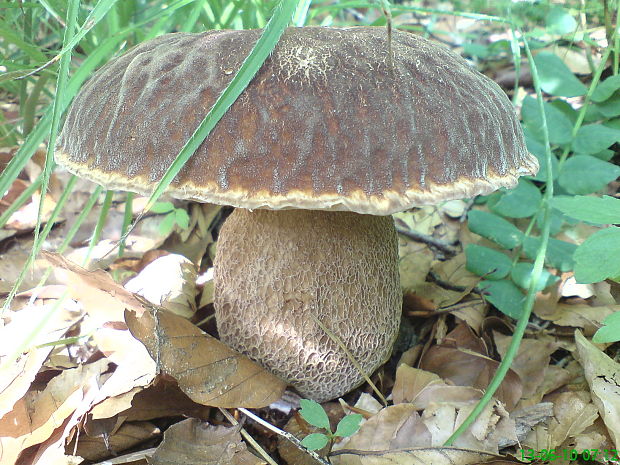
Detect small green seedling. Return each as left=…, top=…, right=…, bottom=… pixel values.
left=298, top=399, right=363, bottom=451
left=150, top=201, right=190, bottom=236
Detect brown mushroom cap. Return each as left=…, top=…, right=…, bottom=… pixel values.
left=57, top=26, right=538, bottom=215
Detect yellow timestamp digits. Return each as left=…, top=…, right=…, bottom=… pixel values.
left=520, top=448, right=619, bottom=461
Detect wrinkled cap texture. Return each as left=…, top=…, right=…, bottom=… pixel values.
left=57, top=26, right=538, bottom=215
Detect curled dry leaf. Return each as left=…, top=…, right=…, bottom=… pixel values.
left=43, top=250, right=146, bottom=325
left=0, top=300, right=79, bottom=418
left=331, top=403, right=432, bottom=465
left=392, top=364, right=483, bottom=411
left=90, top=375, right=211, bottom=423
left=0, top=358, right=111, bottom=465
left=541, top=304, right=617, bottom=336
left=392, top=365, right=443, bottom=405
left=575, top=330, right=620, bottom=447
left=419, top=327, right=522, bottom=411
left=524, top=391, right=599, bottom=452
left=125, top=308, right=286, bottom=408
left=150, top=418, right=264, bottom=465
left=124, top=253, right=197, bottom=318
left=88, top=326, right=157, bottom=418
left=493, top=333, right=559, bottom=407
left=422, top=398, right=516, bottom=453
left=71, top=421, right=160, bottom=462
left=501, top=402, right=554, bottom=448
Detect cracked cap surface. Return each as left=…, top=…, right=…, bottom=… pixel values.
left=57, top=26, right=538, bottom=215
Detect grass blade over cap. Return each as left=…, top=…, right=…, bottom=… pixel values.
left=141, top=0, right=300, bottom=215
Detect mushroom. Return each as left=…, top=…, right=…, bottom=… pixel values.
left=56, top=27, right=538, bottom=402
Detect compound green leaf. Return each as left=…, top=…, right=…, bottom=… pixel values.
left=467, top=210, right=524, bottom=249
left=574, top=227, right=620, bottom=283
left=558, top=155, right=620, bottom=195
left=533, top=52, right=587, bottom=97
left=552, top=195, right=620, bottom=224
left=572, top=124, right=620, bottom=154
left=490, top=179, right=542, bottom=218
left=592, top=74, right=620, bottom=102
left=479, top=279, right=526, bottom=319
left=465, top=244, right=512, bottom=280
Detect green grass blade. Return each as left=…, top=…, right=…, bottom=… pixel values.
left=2, top=0, right=79, bottom=312
left=59, top=184, right=103, bottom=254
left=141, top=0, right=299, bottom=215
left=0, top=33, right=126, bottom=202
left=83, top=190, right=114, bottom=266
left=0, top=175, right=43, bottom=229
left=2, top=175, right=78, bottom=312
left=118, top=192, right=134, bottom=257
left=0, top=19, right=47, bottom=62
left=45, top=0, right=120, bottom=64
left=443, top=32, right=554, bottom=446
left=34, top=0, right=80, bottom=269
left=293, top=0, right=312, bottom=26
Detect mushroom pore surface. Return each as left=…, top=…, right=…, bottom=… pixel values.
left=214, top=209, right=401, bottom=402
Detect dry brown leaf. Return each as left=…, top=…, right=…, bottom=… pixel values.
left=120, top=376, right=211, bottom=422
left=89, top=374, right=214, bottom=426
left=0, top=358, right=110, bottom=464
left=125, top=308, right=286, bottom=408
left=451, top=298, right=486, bottom=333
left=124, top=253, right=197, bottom=318
left=331, top=446, right=504, bottom=465
left=150, top=418, right=264, bottom=465
left=0, top=298, right=83, bottom=418
left=351, top=393, right=383, bottom=415
left=332, top=403, right=432, bottom=465
left=413, top=253, right=480, bottom=310
left=542, top=304, right=618, bottom=336
left=536, top=364, right=576, bottom=403
left=422, top=399, right=516, bottom=453
left=4, top=191, right=57, bottom=232
left=392, top=364, right=443, bottom=404
left=0, top=344, right=54, bottom=418
left=493, top=333, right=558, bottom=406
left=410, top=384, right=483, bottom=411
left=419, top=345, right=522, bottom=410
left=503, top=402, right=553, bottom=448
left=71, top=421, right=160, bottom=462
left=87, top=327, right=157, bottom=420
left=524, top=391, right=599, bottom=452
left=575, top=330, right=620, bottom=448
left=0, top=240, right=55, bottom=293
left=43, top=251, right=146, bottom=324
left=398, top=239, right=435, bottom=294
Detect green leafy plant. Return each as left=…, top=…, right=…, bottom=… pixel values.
left=464, top=44, right=620, bottom=320
left=298, top=399, right=363, bottom=451
left=150, top=201, right=191, bottom=236
left=552, top=195, right=620, bottom=343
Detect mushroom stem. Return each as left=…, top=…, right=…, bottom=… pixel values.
left=214, top=208, right=402, bottom=402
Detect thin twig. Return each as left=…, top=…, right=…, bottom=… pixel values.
left=218, top=408, right=279, bottom=465
left=395, top=226, right=458, bottom=257
left=238, top=408, right=331, bottom=465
